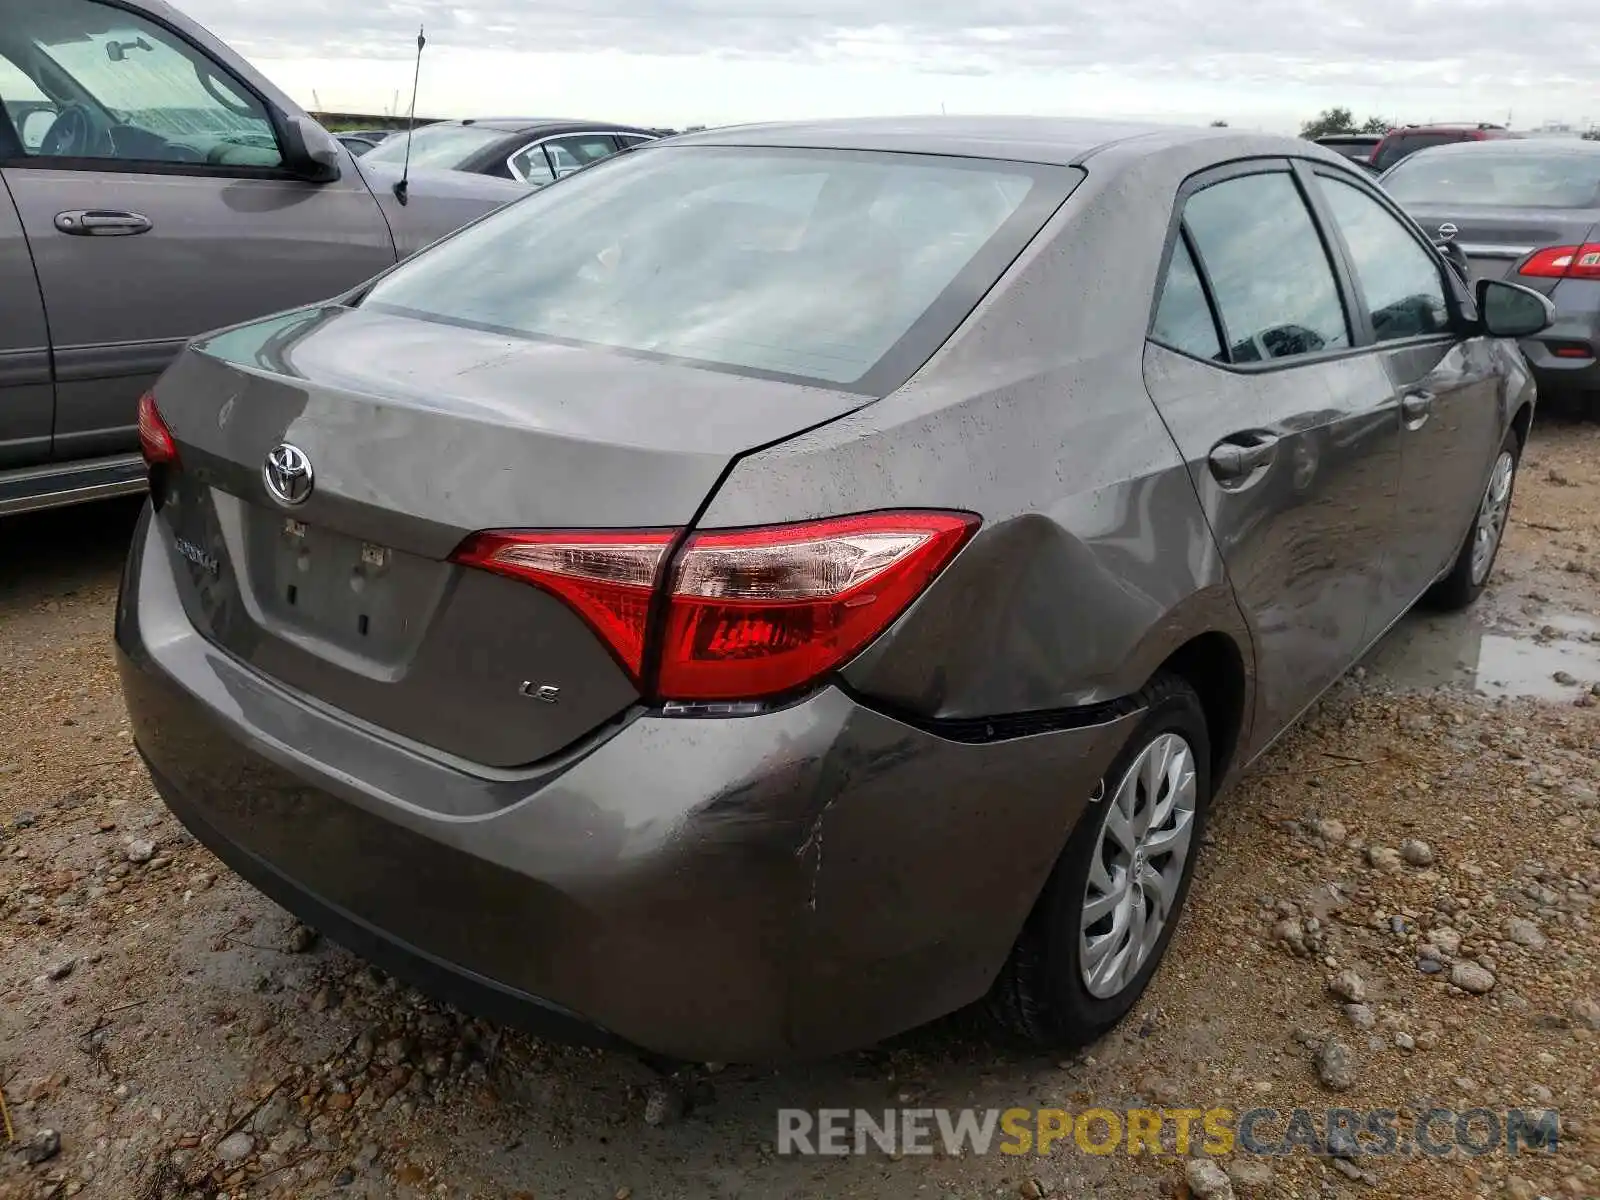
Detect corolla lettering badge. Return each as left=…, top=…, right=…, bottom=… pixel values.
left=175, top=537, right=219, bottom=576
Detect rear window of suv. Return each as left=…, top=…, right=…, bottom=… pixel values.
left=1373, top=132, right=1473, bottom=171
left=359, top=145, right=1080, bottom=394
left=1383, top=150, right=1600, bottom=209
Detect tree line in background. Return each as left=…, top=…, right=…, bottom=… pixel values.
left=1298, top=107, right=1393, bottom=138
left=1296, top=106, right=1600, bottom=140
left=1203, top=109, right=1393, bottom=136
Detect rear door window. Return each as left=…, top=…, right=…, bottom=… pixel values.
left=1182, top=172, right=1351, bottom=363
left=1316, top=176, right=1451, bottom=341
left=1151, top=236, right=1223, bottom=360
left=544, top=134, right=620, bottom=178
left=508, top=142, right=557, bottom=185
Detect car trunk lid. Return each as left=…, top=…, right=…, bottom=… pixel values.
left=1401, top=203, right=1600, bottom=291
left=149, top=304, right=871, bottom=767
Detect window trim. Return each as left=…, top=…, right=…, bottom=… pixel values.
left=1302, top=160, right=1470, bottom=347
left=504, top=130, right=653, bottom=184
left=0, top=0, right=304, bottom=180
left=1146, top=156, right=1368, bottom=374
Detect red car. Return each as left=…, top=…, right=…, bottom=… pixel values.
left=1371, top=123, right=1518, bottom=172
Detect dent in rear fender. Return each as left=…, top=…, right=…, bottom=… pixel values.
left=694, top=148, right=1257, bottom=721
left=791, top=704, right=1142, bottom=1053
left=698, top=360, right=1250, bottom=719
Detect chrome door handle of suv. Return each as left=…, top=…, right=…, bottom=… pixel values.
left=55, top=210, right=153, bottom=236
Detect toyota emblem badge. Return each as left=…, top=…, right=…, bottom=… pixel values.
left=263, top=443, right=314, bottom=507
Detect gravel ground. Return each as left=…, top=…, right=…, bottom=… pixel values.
left=2, top=416, right=1598, bottom=1200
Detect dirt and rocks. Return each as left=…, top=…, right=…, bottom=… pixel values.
left=2, top=417, right=1599, bottom=1199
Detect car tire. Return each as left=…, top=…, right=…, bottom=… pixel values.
left=1424, top=426, right=1521, bottom=612
left=986, top=673, right=1211, bottom=1049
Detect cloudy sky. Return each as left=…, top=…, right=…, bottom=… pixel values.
left=180, top=0, right=1600, bottom=133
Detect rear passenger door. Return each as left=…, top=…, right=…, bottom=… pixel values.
left=1142, top=161, right=1404, bottom=738
left=1308, top=167, right=1502, bottom=614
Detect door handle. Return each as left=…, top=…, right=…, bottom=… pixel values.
left=1208, top=433, right=1281, bottom=482
left=1401, top=390, right=1435, bottom=423
left=54, top=210, right=153, bottom=236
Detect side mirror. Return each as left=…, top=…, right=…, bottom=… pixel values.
left=1477, top=279, right=1555, bottom=338
left=20, top=109, right=57, bottom=150
left=280, top=115, right=343, bottom=182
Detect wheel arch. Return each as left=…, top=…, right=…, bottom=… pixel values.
left=1510, top=399, right=1534, bottom=448
left=1150, top=630, right=1250, bottom=789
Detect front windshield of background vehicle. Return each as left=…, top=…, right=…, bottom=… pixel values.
left=360, top=146, right=1073, bottom=390
left=1384, top=151, right=1600, bottom=208
left=363, top=123, right=506, bottom=168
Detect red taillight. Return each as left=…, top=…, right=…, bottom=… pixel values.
left=451, top=530, right=674, bottom=679
left=137, top=392, right=178, bottom=466
left=1520, top=243, right=1600, bottom=280
left=658, top=512, right=979, bottom=700
left=453, top=511, right=979, bottom=701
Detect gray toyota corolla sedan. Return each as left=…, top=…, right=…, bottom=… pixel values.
left=117, top=117, right=1552, bottom=1064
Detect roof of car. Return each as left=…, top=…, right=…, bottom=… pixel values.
left=450, top=117, right=657, bottom=135
left=1399, top=136, right=1600, bottom=159
left=1386, top=123, right=1508, bottom=133
left=663, top=115, right=1283, bottom=166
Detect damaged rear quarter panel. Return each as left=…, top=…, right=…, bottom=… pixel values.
left=788, top=702, right=1142, bottom=1056
left=697, top=142, right=1256, bottom=722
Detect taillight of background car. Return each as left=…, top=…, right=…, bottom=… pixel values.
left=1519, top=244, right=1600, bottom=280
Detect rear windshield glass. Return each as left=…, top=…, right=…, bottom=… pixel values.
left=1383, top=150, right=1600, bottom=208
left=362, top=123, right=505, bottom=169
left=359, top=145, right=1078, bottom=393
left=1374, top=132, right=1467, bottom=171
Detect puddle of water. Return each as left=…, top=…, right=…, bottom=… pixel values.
left=1366, top=610, right=1600, bottom=700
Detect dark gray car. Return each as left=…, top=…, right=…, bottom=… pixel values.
left=117, top=117, right=1551, bottom=1063
left=1381, top=138, right=1600, bottom=406
left=0, top=0, right=525, bottom=517
left=357, top=118, right=665, bottom=185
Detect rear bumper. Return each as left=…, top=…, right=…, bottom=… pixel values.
left=1523, top=277, right=1600, bottom=393
left=117, top=503, right=1138, bottom=1062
